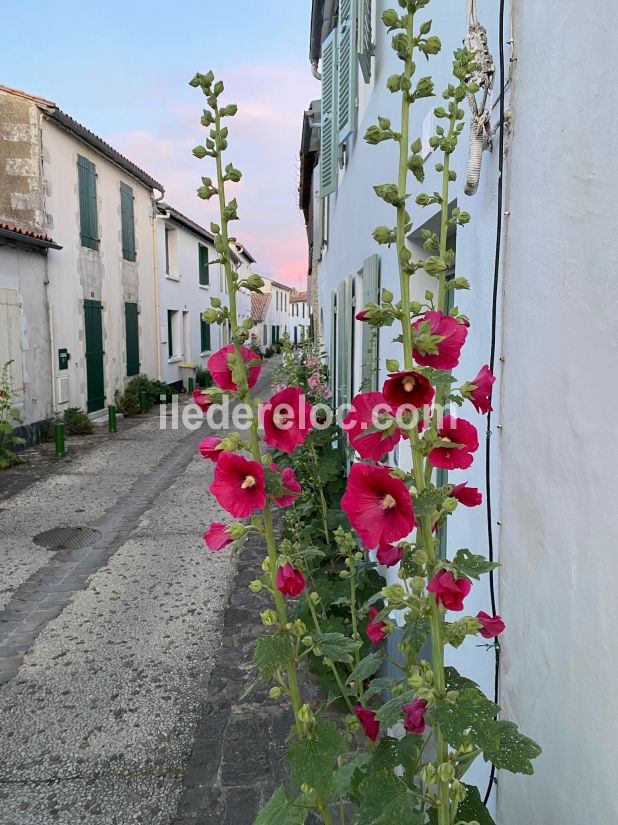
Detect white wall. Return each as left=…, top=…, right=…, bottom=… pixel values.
left=288, top=300, right=310, bottom=344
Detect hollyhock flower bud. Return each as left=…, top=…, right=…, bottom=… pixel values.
left=356, top=308, right=374, bottom=322
left=450, top=482, right=482, bottom=507
left=465, top=364, right=496, bottom=414
left=343, top=392, right=401, bottom=460
left=366, top=607, right=388, bottom=644
left=476, top=611, right=505, bottom=638
left=260, top=609, right=278, bottom=625
left=262, top=386, right=313, bottom=453
left=411, top=310, right=468, bottom=369
left=269, top=686, right=282, bottom=699
left=427, top=570, right=472, bottom=611
left=209, top=452, right=266, bottom=517
left=376, top=542, right=404, bottom=567
left=269, top=465, right=302, bottom=508
left=354, top=705, right=380, bottom=742
left=428, top=416, right=479, bottom=471
left=248, top=580, right=262, bottom=593
left=198, top=436, right=223, bottom=462
left=203, top=523, right=233, bottom=551
left=341, top=463, right=415, bottom=549
left=402, top=698, right=428, bottom=735
left=382, top=370, right=434, bottom=410
left=208, top=343, right=261, bottom=391
left=193, top=389, right=212, bottom=412
left=276, top=563, right=306, bottom=597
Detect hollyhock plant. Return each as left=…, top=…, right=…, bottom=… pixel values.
left=209, top=452, right=266, bottom=518
left=193, top=389, right=211, bottom=412
left=376, top=542, right=404, bottom=567
left=203, top=522, right=233, bottom=551
left=365, top=607, right=388, bottom=644
left=476, top=611, right=506, bottom=639
left=402, top=698, right=428, bottom=735
left=198, top=436, right=223, bottom=462
left=451, top=482, right=483, bottom=507
left=382, top=370, right=434, bottom=411
left=276, top=563, right=306, bottom=598
left=427, top=570, right=472, bottom=611
left=466, top=364, right=495, bottom=414
left=412, top=310, right=468, bottom=369
left=270, top=465, right=302, bottom=508
left=208, top=343, right=261, bottom=391
left=343, top=391, right=401, bottom=460
left=354, top=706, right=380, bottom=742
left=341, top=463, right=415, bottom=549
left=428, top=416, right=479, bottom=470
left=262, top=386, right=313, bottom=453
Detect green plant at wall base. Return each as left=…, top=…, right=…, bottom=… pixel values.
left=63, top=407, right=94, bottom=436
left=0, top=361, right=26, bottom=469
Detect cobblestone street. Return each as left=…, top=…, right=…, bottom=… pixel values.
left=0, top=367, right=277, bottom=825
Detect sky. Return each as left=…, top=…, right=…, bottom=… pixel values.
left=0, top=0, right=319, bottom=288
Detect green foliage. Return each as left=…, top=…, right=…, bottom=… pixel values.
left=63, top=407, right=94, bottom=436
left=481, top=721, right=542, bottom=775
left=288, top=720, right=347, bottom=794
left=253, top=788, right=307, bottom=825
left=357, top=773, right=423, bottom=825
left=451, top=548, right=500, bottom=580
left=0, top=360, right=26, bottom=469
left=115, top=374, right=170, bottom=416
left=254, top=632, right=293, bottom=680
left=196, top=366, right=213, bottom=388
left=311, top=632, right=362, bottom=663
left=347, top=651, right=384, bottom=685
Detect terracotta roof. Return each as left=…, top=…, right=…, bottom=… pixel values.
left=290, top=291, right=308, bottom=302
left=0, top=220, right=61, bottom=249
left=0, top=84, right=164, bottom=193
left=251, top=292, right=271, bottom=322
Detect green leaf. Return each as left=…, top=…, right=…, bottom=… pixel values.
left=363, top=676, right=398, bottom=702
left=253, top=633, right=292, bottom=680
left=456, top=784, right=497, bottom=825
left=412, top=486, right=445, bottom=518
left=264, top=465, right=286, bottom=498
left=431, top=688, right=499, bottom=748
left=312, top=632, right=362, bottom=663
left=452, top=548, right=500, bottom=580
left=444, top=666, right=479, bottom=692
left=347, top=651, right=384, bottom=685
left=401, top=618, right=430, bottom=657
left=368, top=735, right=419, bottom=772
left=375, top=689, right=415, bottom=728
left=481, top=720, right=542, bottom=774
left=253, top=787, right=307, bottom=825
left=330, top=753, right=372, bottom=799
left=288, top=720, right=347, bottom=793
left=357, top=772, right=423, bottom=825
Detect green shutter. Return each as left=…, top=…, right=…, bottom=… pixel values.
left=167, top=310, right=174, bottom=358
left=199, top=245, right=209, bottom=285
left=361, top=254, right=380, bottom=390
left=77, top=155, right=98, bottom=250
left=120, top=182, right=136, bottom=261
left=125, top=302, right=140, bottom=376
left=358, top=0, right=373, bottom=83
left=330, top=290, right=337, bottom=400
left=200, top=316, right=211, bottom=352
left=84, top=299, right=105, bottom=412
left=320, top=29, right=338, bottom=197
left=337, top=0, right=358, bottom=145
left=336, top=277, right=353, bottom=407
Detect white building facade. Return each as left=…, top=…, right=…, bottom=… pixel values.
left=288, top=290, right=310, bottom=345
left=251, top=276, right=293, bottom=349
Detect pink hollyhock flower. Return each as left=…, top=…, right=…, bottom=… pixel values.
left=262, top=386, right=313, bottom=453
left=427, top=570, right=472, bottom=611
left=198, top=436, right=223, bottom=462
left=208, top=344, right=261, bottom=391
left=203, top=522, right=233, bottom=551
left=468, top=365, right=496, bottom=415
left=402, top=698, right=428, bottom=735
left=451, top=482, right=482, bottom=507
left=356, top=309, right=372, bottom=322
left=269, top=464, right=302, bottom=508
left=366, top=607, right=388, bottom=644
left=412, top=310, right=468, bottom=369
left=476, top=611, right=505, bottom=639
left=428, top=416, right=479, bottom=470
left=341, top=463, right=415, bottom=549
left=354, top=705, right=380, bottom=742
left=307, top=373, right=320, bottom=388
left=193, top=389, right=211, bottom=412
left=382, top=371, right=434, bottom=411
left=276, top=563, right=306, bottom=597
left=376, top=543, right=404, bottom=567
left=343, top=392, right=401, bottom=460
left=209, top=452, right=266, bottom=518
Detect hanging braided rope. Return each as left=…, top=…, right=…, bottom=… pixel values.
left=464, top=3, right=495, bottom=195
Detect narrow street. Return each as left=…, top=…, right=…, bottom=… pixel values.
left=0, top=368, right=275, bottom=824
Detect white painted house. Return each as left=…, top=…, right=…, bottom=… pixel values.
left=288, top=290, right=310, bottom=345
left=250, top=276, right=293, bottom=349
left=0, top=84, right=162, bottom=427
left=302, top=1, right=618, bottom=822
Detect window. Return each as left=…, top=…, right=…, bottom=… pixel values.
left=182, top=311, right=190, bottom=361
left=167, top=309, right=181, bottom=358
left=165, top=227, right=178, bottom=277
left=271, top=325, right=276, bottom=344
left=77, top=155, right=98, bottom=250
left=120, top=182, right=136, bottom=261
left=263, top=325, right=268, bottom=345
left=200, top=315, right=211, bottom=352
left=276, top=291, right=279, bottom=311
left=124, top=302, right=139, bottom=376
left=199, top=244, right=209, bottom=286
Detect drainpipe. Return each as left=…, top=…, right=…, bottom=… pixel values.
left=44, top=271, right=57, bottom=416
left=151, top=189, right=165, bottom=380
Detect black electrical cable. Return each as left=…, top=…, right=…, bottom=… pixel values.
left=482, top=0, right=506, bottom=807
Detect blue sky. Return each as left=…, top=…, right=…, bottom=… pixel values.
left=1, top=0, right=319, bottom=286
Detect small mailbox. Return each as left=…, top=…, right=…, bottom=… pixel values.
left=58, top=348, right=70, bottom=370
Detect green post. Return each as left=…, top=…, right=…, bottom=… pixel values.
left=187, top=376, right=194, bottom=394
left=54, top=419, right=65, bottom=458
left=108, top=404, right=117, bottom=433
left=139, top=389, right=148, bottom=413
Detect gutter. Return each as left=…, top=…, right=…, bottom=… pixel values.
left=0, top=226, right=62, bottom=250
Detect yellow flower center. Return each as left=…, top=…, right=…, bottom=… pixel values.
left=241, top=475, right=256, bottom=489
left=381, top=494, right=396, bottom=510
left=402, top=376, right=416, bottom=392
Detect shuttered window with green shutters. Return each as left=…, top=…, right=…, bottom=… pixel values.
left=200, top=316, right=211, bottom=352
left=320, top=29, right=338, bottom=197
left=124, top=302, right=140, bottom=376
left=358, top=0, right=373, bottom=83
left=337, top=0, right=358, bottom=145
left=199, top=244, right=209, bottom=286
left=361, top=254, right=380, bottom=390
left=120, top=182, right=136, bottom=261
left=77, top=155, right=99, bottom=250
left=336, top=276, right=353, bottom=408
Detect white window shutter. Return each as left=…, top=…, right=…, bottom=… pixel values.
left=337, top=0, right=358, bottom=145
left=358, top=0, right=373, bottom=84
left=361, top=254, right=380, bottom=390
left=320, top=29, right=338, bottom=197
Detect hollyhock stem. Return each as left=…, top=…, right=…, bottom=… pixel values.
left=306, top=595, right=355, bottom=714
